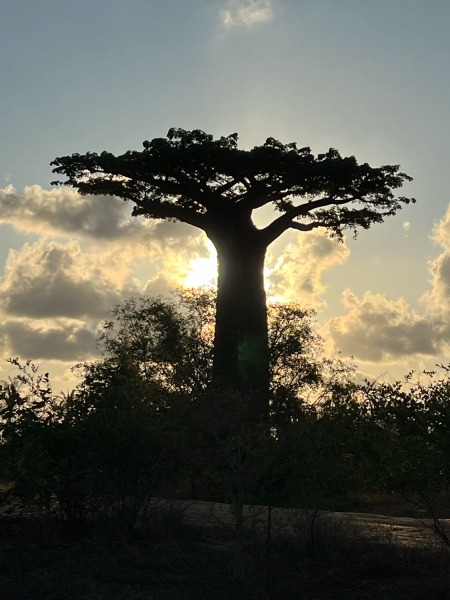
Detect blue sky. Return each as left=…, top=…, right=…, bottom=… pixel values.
left=1, top=0, right=450, bottom=388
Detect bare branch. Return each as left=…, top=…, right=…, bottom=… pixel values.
left=289, top=221, right=324, bottom=232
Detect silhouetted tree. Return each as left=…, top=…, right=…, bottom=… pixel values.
left=51, top=129, right=414, bottom=420
left=97, top=290, right=215, bottom=400
left=0, top=356, right=178, bottom=530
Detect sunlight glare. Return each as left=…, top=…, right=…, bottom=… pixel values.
left=184, top=240, right=218, bottom=288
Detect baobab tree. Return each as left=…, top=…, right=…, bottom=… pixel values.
left=51, top=128, right=414, bottom=421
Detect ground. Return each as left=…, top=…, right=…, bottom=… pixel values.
left=1, top=499, right=450, bottom=599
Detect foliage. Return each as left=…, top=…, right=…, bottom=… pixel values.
left=0, top=291, right=355, bottom=520
left=51, top=128, right=414, bottom=242
left=360, top=368, right=450, bottom=495
left=96, top=289, right=215, bottom=398
left=3, top=290, right=450, bottom=533
left=0, top=356, right=180, bottom=530
left=294, top=366, right=450, bottom=508
left=96, top=289, right=353, bottom=411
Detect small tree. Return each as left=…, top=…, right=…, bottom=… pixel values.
left=98, top=290, right=215, bottom=400
left=52, top=129, right=414, bottom=420
left=0, top=356, right=177, bottom=532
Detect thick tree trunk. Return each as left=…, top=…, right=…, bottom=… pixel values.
left=209, top=234, right=269, bottom=422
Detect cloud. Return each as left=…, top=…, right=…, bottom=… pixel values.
left=267, top=232, right=350, bottom=307
left=324, top=290, right=442, bottom=363
left=431, top=204, right=450, bottom=251
left=0, top=319, right=97, bottom=361
left=0, top=185, right=214, bottom=369
left=0, top=185, right=209, bottom=255
left=321, top=205, right=450, bottom=368
left=0, top=184, right=147, bottom=241
left=151, top=220, right=210, bottom=256
left=422, top=251, right=450, bottom=322
left=0, top=231, right=211, bottom=367
left=0, top=237, right=138, bottom=365
left=420, top=205, right=450, bottom=325
left=0, top=240, right=135, bottom=320
left=220, top=0, right=273, bottom=28
left=0, top=184, right=205, bottom=266
left=0, top=200, right=211, bottom=312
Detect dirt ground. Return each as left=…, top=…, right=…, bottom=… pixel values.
left=1, top=493, right=446, bottom=549
left=153, top=497, right=448, bottom=548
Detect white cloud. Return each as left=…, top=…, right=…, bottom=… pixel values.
left=0, top=319, right=97, bottom=361
left=267, top=232, right=350, bottom=307
left=422, top=251, right=450, bottom=322
left=0, top=183, right=215, bottom=371
left=0, top=185, right=210, bottom=257
left=0, top=238, right=137, bottom=365
left=0, top=219, right=211, bottom=369
left=0, top=184, right=211, bottom=294
left=421, top=205, right=450, bottom=324
left=431, top=204, right=450, bottom=251
left=0, top=184, right=146, bottom=241
left=220, top=0, right=273, bottom=28
left=319, top=205, right=450, bottom=369
left=324, top=290, right=442, bottom=363
left=0, top=239, right=136, bottom=320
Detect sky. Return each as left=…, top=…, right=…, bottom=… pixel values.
left=1, top=0, right=450, bottom=390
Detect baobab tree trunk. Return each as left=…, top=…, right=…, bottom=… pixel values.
left=210, top=237, right=269, bottom=422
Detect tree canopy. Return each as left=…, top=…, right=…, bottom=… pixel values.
left=51, top=128, right=414, bottom=243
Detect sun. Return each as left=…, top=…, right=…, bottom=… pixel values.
left=183, top=240, right=218, bottom=288
left=183, top=242, right=279, bottom=293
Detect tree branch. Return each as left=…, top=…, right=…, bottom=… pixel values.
left=289, top=221, right=324, bottom=232
left=132, top=198, right=209, bottom=231
left=214, top=178, right=240, bottom=195
left=260, top=195, right=359, bottom=245
left=137, top=175, right=221, bottom=211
